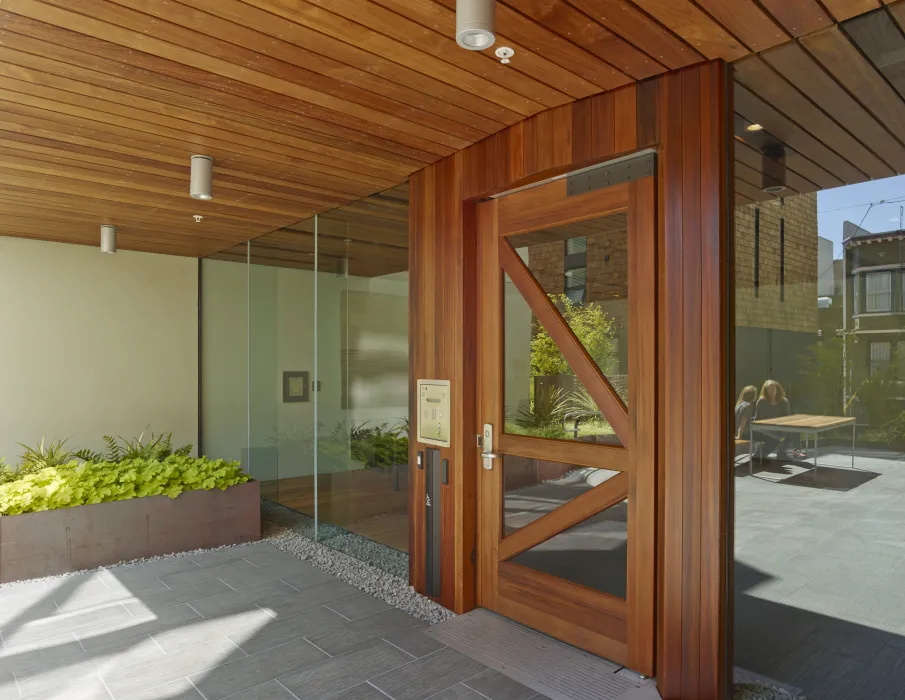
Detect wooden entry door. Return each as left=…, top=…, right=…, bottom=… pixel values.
left=476, top=163, right=656, bottom=675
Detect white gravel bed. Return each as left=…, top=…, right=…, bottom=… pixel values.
left=734, top=684, right=803, bottom=700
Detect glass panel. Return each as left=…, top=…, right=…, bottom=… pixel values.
left=509, top=210, right=629, bottom=406
left=315, top=183, right=410, bottom=568
left=504, top=269, right=622, bottom=445
left=732, top=165, right=905, bottom=698
left=503, top=454, right=627, bottom=598
left=503, top=454, right=622, bottom=535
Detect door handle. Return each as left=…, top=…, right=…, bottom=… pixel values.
left=481, top=423, right=496, bottom=470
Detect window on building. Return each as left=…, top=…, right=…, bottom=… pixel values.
left=871, top=341, right=892, bottom=376
left=865, top=271, right=892, bottom=312
left=564, top=236, right=587, bottom=303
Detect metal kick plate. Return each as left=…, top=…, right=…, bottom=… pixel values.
left=417, top=379, right=451, bottom=447
left=566, top=151, right=655, bottom=197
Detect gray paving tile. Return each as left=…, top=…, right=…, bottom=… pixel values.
left=242, top=560, right=337, bottom=591
left=153, top=606, right=276, bottom=653
left=325, top=683, right=394, bottom=700
left=159, top=559, right=259, bottom=590
left=0, top=632, right=84, bottom=675
left=423, top=685, right=487, bottom=700
left=18, top=674, right=112, bottom=700
left=382, top=625, right=446, bottom=659
left=371, top=648, right=487, bottom=700
left=230, top=606, right=347, bottom=656
left=17, top=637, right=163, bottom=697
left=3, top=602, right=134, bottom=648
left=326, top=594, right=392, bottom=621
left=102, top=636, right=246, bottom=698
left=278, top=641, right=412, bottom=700
left=304, top=608, right=422, bottom=656
left=462, top=669, right=536, bottom=700
left=123, top=579, right=234, bottom=615
left=118, top=677, right=205, bottom=700
left=218, top=679, right=298, bottom=700
left=190, top=638, right=327, bottom=700
left=187, top=579, right=299, bottom=619
left=78, top=603, right=201, bottom=654
left=237, top=545, right=301, bottom=568
left=0, top=671, right=17, bottom=700
left=191, top=544, right=276, bottom=568
left=258, top=581, right=362, bottom=620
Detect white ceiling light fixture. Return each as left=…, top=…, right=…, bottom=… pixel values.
left=190, top=155, right=214, bottom=200
left=746, top=123, right=764, bottom=132
left=456, top=0, right=495, bottom=50
left=100, top=225, right=117, bottom=254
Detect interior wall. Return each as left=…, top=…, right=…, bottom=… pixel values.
left=0, top=237, right=198, bottom=463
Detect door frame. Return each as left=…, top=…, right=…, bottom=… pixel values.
left=474, top=162, right=657, bottom=675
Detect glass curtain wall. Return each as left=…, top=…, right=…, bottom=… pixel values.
left=201, top=183, right=410, bottom=573
left=732, top=180, right=905, bottom=697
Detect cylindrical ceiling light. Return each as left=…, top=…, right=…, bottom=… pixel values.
left=100, top=225, right=117, bottom=254
left=456, top=0, right=495, bottom=50
left=190, top=155, right=214, bottom=200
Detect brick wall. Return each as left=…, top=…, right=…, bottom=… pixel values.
left=735, top=193, right=818, bottom=333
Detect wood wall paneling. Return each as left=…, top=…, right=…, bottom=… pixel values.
left=410, top=63, right=731, bottom=697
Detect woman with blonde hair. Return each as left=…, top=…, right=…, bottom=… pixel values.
left=754, top=379, right=805, bottom=460
left=735, top=385, right=757, bottom=440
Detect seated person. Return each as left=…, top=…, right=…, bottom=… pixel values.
left=735, top=385, right=757, bottom=441
left=754, top=380, right=806, bottom=461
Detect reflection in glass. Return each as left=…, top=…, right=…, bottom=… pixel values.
left=503, top=455, right=621, bottom=535
left=503, top=212, right=629, bottom=447
left=732, top=178, right=905, bottom=698
left=502, top=454, right=627, bottom=598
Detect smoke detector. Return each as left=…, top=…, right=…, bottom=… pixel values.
left=193, top=214, right=204, bottom=223
left=495, top=46, right=515, bottom=64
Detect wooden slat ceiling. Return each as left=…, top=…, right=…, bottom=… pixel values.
left=733, top=3, right=905, bottom=206
left=0, top=0, right=894, bottom=256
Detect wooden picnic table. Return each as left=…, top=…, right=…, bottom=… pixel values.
left=749, top=414, right=856, bottom=476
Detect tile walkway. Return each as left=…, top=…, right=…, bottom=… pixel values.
left=0, top=542, right=549, bottom=700
left=735, top=447, right=905, bottom=699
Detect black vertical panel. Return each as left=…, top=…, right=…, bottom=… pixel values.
left=754, top=207, right=760, bottom=298
left=780, top=216, right=785, bottom=303
left=425, top=448, right=442, bottom=598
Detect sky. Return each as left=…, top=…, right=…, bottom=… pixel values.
left=817, top=173, right=905, bottom=259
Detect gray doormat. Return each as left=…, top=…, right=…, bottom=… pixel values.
left=425, top=609, right=660, bottom=700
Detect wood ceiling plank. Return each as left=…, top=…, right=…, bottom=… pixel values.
left=0, top=60, right=421, bottom=177
left=240, top=0, right=545, bottom=117
left=733, top=83, right=864, bottom=185
left=803, top=25, right=905, bottom=150
left=178, top=0, right=522, bottom=127
left=96, top=0, right=491, bottom=145
left=759, top=41, right=905, bottom=172
left=842, top=8, right=905, bottom=103
left=297, top=0, right=576, bottom=105
left=0, top=167, right=296, bottom=226
left=563, top=0, right=702, bottom=69
left=734, top=55, right=891, bottom=179
left=626, top=0, right=748, bottom=60
left=0, top=229, right=210, bottom=256
left=499, top=0, right=666, bottom=79
left=822, top=0, right=881, bottom=21
left=0, top=98, right=399, bottom=191
left=5, top=0, right=474, bottom=153
left=0, top=13, right=447, bottom=165
left=734, top=139, right=821, bottom=194
left=125, top=0, right=506, bottom=138
left=755, top=0, right=832, bottom=36
left=352, top=0, right=600, bottom=100
left=693, top=0, right=789, bottom=52
left=432, top=0, right=633, bottom=90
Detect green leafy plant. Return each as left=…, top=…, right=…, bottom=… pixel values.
left=516, top=385, right=569, bottom=432
left=530, top=295, right=619, bottom=379
left=17, top=437, right=87, bottom=475
left=99, top=431, right=193, bottom=464
left=0, top=455, right=249, bottom=516
left=0, top=458, right=15, bottom=486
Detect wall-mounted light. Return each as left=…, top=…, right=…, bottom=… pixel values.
left=190, top=155, right=214, bottom=200
left=100, top=225, right=117, bottom=254
left=456, top=0, right=495, bottom=50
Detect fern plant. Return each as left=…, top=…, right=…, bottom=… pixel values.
left=17, top=437, right=83, bottom=474
left=101, top=431, right=193, bottom=463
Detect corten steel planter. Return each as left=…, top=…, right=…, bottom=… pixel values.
left=0, top=480, right=261, bottom=583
